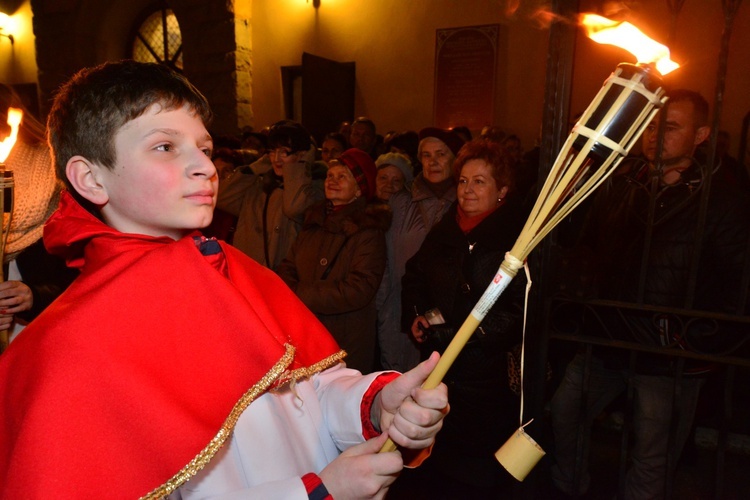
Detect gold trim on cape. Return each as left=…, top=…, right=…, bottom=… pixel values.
left=141, top=345, right=347, bottom=499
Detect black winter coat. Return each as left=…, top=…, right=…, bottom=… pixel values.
left=401, top=199, right=527, bottom=487
left=588, top=161, right=748, bottom=311
left=580, top=158, right=750, bottom=368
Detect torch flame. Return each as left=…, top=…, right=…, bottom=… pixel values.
left=0, top=108, right=23, bottom=163
left=581, top=14, right=679, bottom=75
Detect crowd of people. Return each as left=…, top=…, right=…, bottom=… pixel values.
left=209, top=117, right=536, bottom=381
left=0, top=59, right=748, bottom=499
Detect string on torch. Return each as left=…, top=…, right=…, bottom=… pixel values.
left=379, top=14, right=679, bottom=482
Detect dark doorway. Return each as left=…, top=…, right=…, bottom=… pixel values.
left=281, top=52, right=355, bottom=145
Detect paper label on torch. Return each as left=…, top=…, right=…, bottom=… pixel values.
left=471, top=267, right=514, bottom=320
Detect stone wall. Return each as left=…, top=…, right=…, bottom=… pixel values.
left=29, top=0, right=251, bottom=136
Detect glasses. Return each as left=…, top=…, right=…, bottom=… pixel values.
left=269, top=147, right=293, bottom=159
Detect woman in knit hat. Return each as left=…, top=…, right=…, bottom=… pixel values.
left=0, top=84, right=78, bottom=350
left=374, top=152, right=413, bottom=202
left=277, top=149, right=391, bottom=373
left=376, top=127, right=466, bottom=372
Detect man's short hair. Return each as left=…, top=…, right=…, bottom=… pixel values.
left=667, top=89, right=709, bottom=127
left=351, top=117, right=376, bottom=134
left=47, top=60, right=213, bottom=189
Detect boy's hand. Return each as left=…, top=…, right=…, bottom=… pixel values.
left=376, top=352, right=448, bottom=449
left=319, top=433, right=401, bottom=500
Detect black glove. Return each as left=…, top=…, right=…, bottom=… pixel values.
left=421, top=323, right=457, bottom=353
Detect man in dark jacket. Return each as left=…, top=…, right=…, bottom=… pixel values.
left=550, top=90, right=750, bottom=499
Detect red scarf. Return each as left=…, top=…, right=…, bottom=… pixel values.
left=0, top=192, right=343, bottom=499
left=456, top=202, right=503, bottom=234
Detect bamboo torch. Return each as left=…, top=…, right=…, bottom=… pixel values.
left=380, top=15, right=680, bottom=477
left=0, top=107, right=21, bottom=353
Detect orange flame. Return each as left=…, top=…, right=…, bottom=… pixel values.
left=0, top=108, right=23, bottom=163
left=581, top=13, right=679, bottom=75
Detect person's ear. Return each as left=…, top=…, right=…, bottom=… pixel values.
left=66, top=156, right=110, bottom=206
left=694, top=126, right=710, bottom=146
left=498, top=185, right=509, bottom=200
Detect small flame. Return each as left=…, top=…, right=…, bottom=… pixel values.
left=581, top=14, right=679, bottom=75
left=0, top=108, right=23, bottom=163
left=531, top=7, right=567, bottom=29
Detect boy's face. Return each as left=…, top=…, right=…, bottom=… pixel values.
left=97, top=104, right=216, bottom=240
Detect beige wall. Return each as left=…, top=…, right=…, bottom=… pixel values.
left=0, top=1, right=38, bottom=85
left=252, top=0, right=750, bottom=155
left=2, top=1, right=749, bottom=156
left=251, top=0, right=549, bottom=147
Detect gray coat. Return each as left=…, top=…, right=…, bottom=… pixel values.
left=377, top=174, right=456, bottom=371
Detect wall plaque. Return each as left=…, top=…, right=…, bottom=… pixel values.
left=434, top=24, right=499, bottom=130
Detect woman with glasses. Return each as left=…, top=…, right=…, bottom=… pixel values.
left=216, top=120, right=327, bottom=270
left=277, top=149, right=390, bottom=374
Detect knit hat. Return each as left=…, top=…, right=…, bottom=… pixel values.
left=4, top=141, right=61, bottom=259
left=338, top=148, right=377, bottom=200
left=375, top=152, right=413, bottom=185
left=418, top=127, right=466, bottom=157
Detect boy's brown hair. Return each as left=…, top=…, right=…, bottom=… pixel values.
left=47, top=60, right=213, bottom=209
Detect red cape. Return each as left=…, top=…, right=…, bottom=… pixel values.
left=0, top=192, right=344, bottom=499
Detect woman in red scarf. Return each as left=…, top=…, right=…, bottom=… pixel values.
left=396, top=138, right=528, bottom=498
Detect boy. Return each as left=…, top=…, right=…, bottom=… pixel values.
left=0, top=60, right=448, bottom=499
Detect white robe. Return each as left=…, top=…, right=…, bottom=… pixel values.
left=174, top=365, right=385, bottom=499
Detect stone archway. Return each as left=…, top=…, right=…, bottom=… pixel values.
left=30, top=0, right=251, bottom=136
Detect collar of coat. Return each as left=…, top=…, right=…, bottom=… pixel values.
left=304, top=197, right=392, bottom=235
left=428, top=198, right=527, bottom=252
left=410, top=173, right=457, bottom=203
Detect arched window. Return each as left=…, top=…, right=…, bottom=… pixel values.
left=131, top=7, right=183, bottom=71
